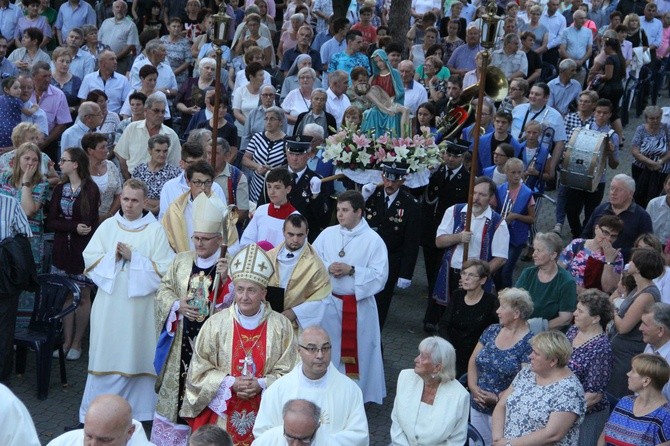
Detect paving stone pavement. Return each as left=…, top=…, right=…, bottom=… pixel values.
left=9, top=106, right=648, bottom=445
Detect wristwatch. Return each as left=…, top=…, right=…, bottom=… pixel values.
left=348, top=266, right=355, bottom=276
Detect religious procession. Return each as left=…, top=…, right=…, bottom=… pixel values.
left=2, top=0, right=670, bottom=444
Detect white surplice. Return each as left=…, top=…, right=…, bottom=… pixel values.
left=79, top=212, right=175, bottom=422
left=253, top=363, right=369, bottom=445
left=312, top=219, right=388, bottom=404
left=0, top=385, right=40, bottom=446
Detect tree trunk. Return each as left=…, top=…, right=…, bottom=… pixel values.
left=388, top=0, right=411, bottom=55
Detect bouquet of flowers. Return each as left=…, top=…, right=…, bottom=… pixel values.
left=322, top=125, right=378, bottom=171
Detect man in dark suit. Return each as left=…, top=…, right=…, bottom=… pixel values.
left=258, top=135, right=331, bottom=243
left=362, top=162, right=421, bottom=330
left=421, top=140, right=471, bottom=333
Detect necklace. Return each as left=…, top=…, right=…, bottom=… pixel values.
left=339, top=234, right=355, bottom=257
left=234, top=318, right=267, bottom=376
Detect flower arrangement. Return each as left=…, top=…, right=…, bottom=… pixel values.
left=322, top=125, right=443, bottom=173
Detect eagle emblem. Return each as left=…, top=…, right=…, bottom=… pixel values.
left=231, top=410, right=256, bottom=436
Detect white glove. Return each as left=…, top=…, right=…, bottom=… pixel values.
left=396, top=278, right=411, bottom=289
left=309, top=176, right=321, bottom=195
left=362, top=182, right=377, bottom=201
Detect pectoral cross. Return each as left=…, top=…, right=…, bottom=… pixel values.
left=239, top=354, right=254, bottom=376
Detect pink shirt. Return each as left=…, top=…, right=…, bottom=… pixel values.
left=658, top=26, right=670, bottom=59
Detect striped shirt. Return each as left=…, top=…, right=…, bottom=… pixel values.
left=0, top=194, right=32, bottom=240
left=247, top=132, right=287, bottom=202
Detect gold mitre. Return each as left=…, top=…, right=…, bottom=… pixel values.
left=193, top=193, right=227, bottom=234
left=229, top=244, right=275, bottom=287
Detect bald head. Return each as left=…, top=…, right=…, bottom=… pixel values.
left=283, top=399, right=321, bottom=444
left=298, top=326, right=330, bottom=345
left=84, top=395, right=135, bottom=446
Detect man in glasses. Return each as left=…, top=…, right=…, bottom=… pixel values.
left=254, top=327, right=368, bottom=445
left=115, top=92, right=181, bottom=179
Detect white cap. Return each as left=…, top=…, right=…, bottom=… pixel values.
left=193, top=193, right=227, bottom=234
left=229, top=244, right=275, bottom=288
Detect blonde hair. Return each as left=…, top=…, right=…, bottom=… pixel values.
left=530, top=331, right=573, bottom=368
left=11, top=123, right=39, bottom=148
left=11, top=142, right=43, bottom=187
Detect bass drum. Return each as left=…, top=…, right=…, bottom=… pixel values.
left=560, top=128, right=608, bottom=192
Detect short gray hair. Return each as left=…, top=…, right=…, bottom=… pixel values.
left=559, top=58, right=577, bottom=72
left=298, top=66, right=316, bottom=79
left=418, top=336, right=457, bottom=382
left=302, top=123, right=324, bottom=139
left=534, top=232, right=564, bottom=257
left=329, top=70, right=348, bottom=85
left=199, top=57, right=216, bottom=69
left=648, top=303, right=670, bottom=331
left=498, top=287, right=534, bottom=320
left=145, top=92, right=164, bottom=110
left=261, top=84, right=277, bottom=94
left=265, top=105, right=286, bottom=124
left=145, top=39, right=164, bottom=55
left=187, top=128, right=212, bottom=147
left=311, top=88, right=327, bottom=100
left=611, top=173, right=636, bottom=193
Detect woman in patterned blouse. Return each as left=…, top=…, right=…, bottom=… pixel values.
left=131, top=134, right=181, bottom=215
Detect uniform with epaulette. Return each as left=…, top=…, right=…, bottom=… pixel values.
left=364, top=162, right=421, bottom=330
left=421, top=140, right=471, bottom=333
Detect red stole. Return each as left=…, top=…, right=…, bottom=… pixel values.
left=333, top=293, right=359, bottom=379
left=226, top=319, right=267, bottom=446
left=267, top=202, right=296, bottom=219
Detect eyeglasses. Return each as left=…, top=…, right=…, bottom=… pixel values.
left=191, top=235, right=220, bottom=244
left=264, top=116, right=280, bottom=121
left=598, top=226, right=619, bottom=239
left=150, top=108, right=166, bottom=114
left=191, top=179, right=213, bottom=187
left=298, top=344, right=332, bottom=354
left=261, top=93, right=275, bottom=97
left=460, top=272, right=481, bottom=279
left=284, top=429, right=317, bottom=445
left=59, top=158, right=74, bottom=163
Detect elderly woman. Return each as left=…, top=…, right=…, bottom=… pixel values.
left=0, top=142, right=49, bottom=271
left=234, top=13, right=274, bottom=69
left=410, top=26, right=439, bottom=68
left=83, top=132, right=122, bottom=223
left=468, top=287, right=534, bottom=446
left=278, top=13, right=304, bottom=60
left=160, top=18, right=193, bottom=86
left=131, top=134, right=181, bottom=215
left=281, top=66, right=316, bottom=134
left=175, top=57, right=215, bottom=133
left=241, top=84, right=285, bottom=152
left=516, top=232, right=578, bottom=333
left=567, top=290, right=614, bottom=446
left=242, top=106, right=287, bottom=202
left=416, top=56, right=449, bottom=104
left=390, top=336, right=469, bottom=445
left=120, top=65, right=170, bottom=121
left=280, top=54, right=319, bottom=101
left=499, top=78, right=530, bottom=114
left=559, top=215, right=625, bottom=294
left=416, top=45, right=451, bottom=83
left=492, top=331, right=586, bottom=446
left=293, top=89, right=335, bottom=137
left=631, top=106, right=670, bottom=208
left=608, top=248, right=665, bottom=398
left=438, top=259, right=499, bottom=377
left=50, top=47, right=81, bottom=115
left=232, top=62, right=265, bottom=134
left=600, top=354, right=670, bottom=445
left=519, top=5, right=549, bottom=55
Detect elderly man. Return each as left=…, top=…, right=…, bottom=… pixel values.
left=281, top=25, right=322, bottom=75
left=207, top=137, right=249, bottom=225
left=447, top=25, right=483, bottom=76
left=313, top=190, right=388, bottom=404
left=49, top=395, right=152, bottom=446
left=180, top=243, right=297, bottom=446
left=115, top=93, right=181, bottom=178
left=98, top=1, right=139, bottom=75
left=79, top=50, right=131, bottom=114
left=362, top=162, right=421, bottom=330
left=641, top=303, right=670, bottom=400
left=400, top=60, right=428, bottom=117
left=540, top=0, right=566, bottom=67
left=79, top=179, right=175, bottom=423
left=491, top=34, right=528, bottom=80
left=129, top=39, right=177, bottom=99
left=62, top=28, right=95, bottom=79
left=54, top=0, right=96, bottom=46
left=17, top=73, right=48, bottom=136
left=264, top=215, right=331, bottom=328
left=254, top=326, right=368, bottom=444
left=328, top=30, right=371, bottom=75
left=646, top=175, right=670, bottom=245
left=60, top=101, right=103, bottom=149
left=548, top=58, right=582, bottom=116
left=31, top=61, right=72, bottom=160
left=325, top=70, right=351, bottom=127
left=582, top=174, right=653, bottom=261
left=511, top=82, right=567, bottom=177
left=253, top=400, right=324, bottom=446
left=559, top=10, right=592, bottom=85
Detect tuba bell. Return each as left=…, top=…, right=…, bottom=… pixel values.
left=441, top=66, right=509, bottom=139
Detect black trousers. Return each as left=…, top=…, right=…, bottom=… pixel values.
left=423, top=266, right=460, bottom=325
left=0, top=292, right=20, bottom=385
left=375, top=256, right=401, bottom=331
left=565, top=182, right=605, bottom=238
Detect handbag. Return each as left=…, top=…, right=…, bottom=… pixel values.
left=634, top=29, right=652, bottom=64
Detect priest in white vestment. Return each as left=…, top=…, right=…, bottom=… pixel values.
left=253, top=399, right=326, bottom=446
left=312, top=190, right=389, bottom=404
left=254, top=326, right=369, bottom=445
left=0, top=384, right=40, bottom=446
left=79, top=179, right=175, bottom=422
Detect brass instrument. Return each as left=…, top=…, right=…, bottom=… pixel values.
left=441, top=66, right=509, bottom=140
left=500, top=189, right=513, bottom=220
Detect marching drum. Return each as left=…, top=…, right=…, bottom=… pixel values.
left=560, top=128, right=609, bottom=192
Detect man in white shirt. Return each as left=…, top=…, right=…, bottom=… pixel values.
left=325, top=70, right=351, bottom=127
left=128, top=39, right=177, bottom=99
left=399, top=60, right=428, bottom=118
left=253, top=399, right=325, bottom=446
left=641, top=303, right=670, bottom=400
left=646, top=175, right=670, bottom=245
left=254, top=326, right=368, bottom=445
left=78, top=50, right=131, bottom=114
left=98, top=1, right=140, bottom=74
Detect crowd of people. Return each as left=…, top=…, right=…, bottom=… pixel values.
left=1, top=0, right=670, bottom=444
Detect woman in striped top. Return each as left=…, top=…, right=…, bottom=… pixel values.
left=243, top=106, right=287, bottom=202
